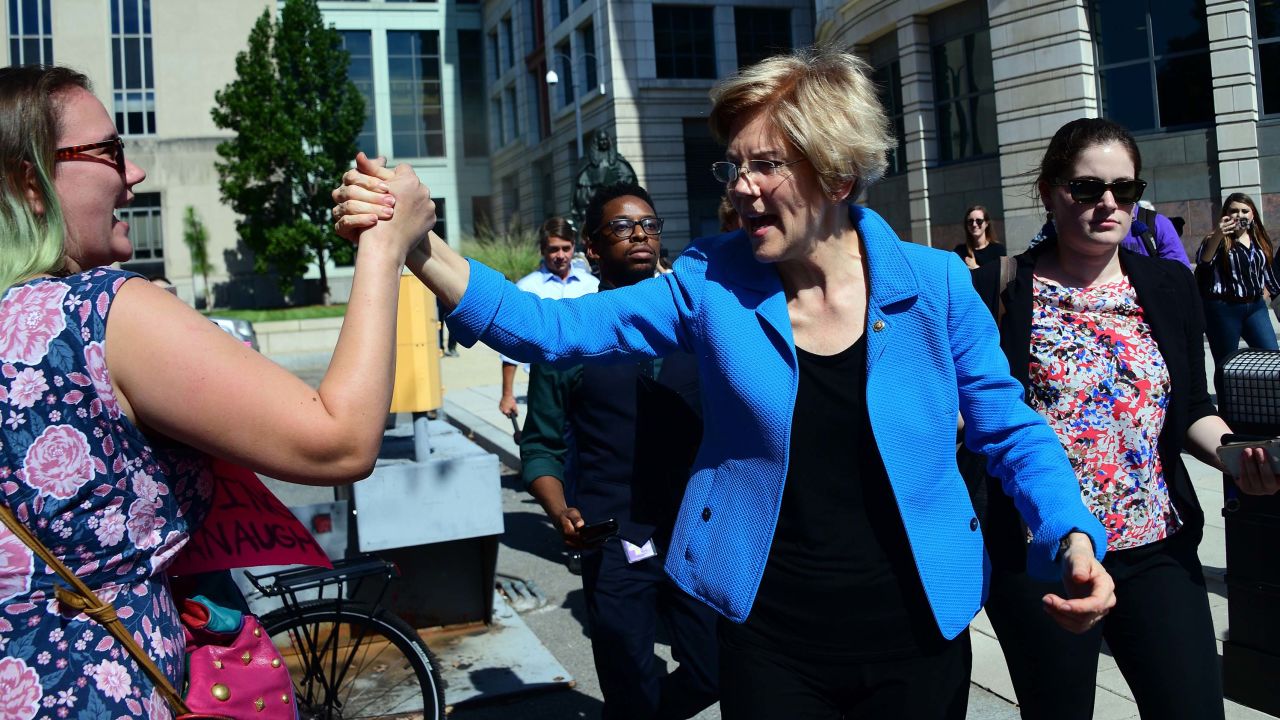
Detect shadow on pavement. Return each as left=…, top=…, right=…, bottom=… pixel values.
left=450, top=685, right=604, bottom=719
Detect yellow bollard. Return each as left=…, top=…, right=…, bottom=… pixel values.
left=389, top=272, right=444, bottom=414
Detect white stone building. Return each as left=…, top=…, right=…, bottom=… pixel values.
left=481, top=0, right=813, bottom=250
left=815, top=0, right=1280, bottom=254
left=4, top=0, right=489, bottom=307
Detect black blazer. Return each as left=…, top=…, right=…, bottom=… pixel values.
left=972, top=239, right=1218, bottom=569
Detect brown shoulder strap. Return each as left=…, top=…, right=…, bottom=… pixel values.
left=0, top=503, right=191, bottom=715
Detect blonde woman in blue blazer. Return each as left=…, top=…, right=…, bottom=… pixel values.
left=333, top=48, right=1115, bottom=720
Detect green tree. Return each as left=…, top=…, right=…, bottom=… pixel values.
left=182, top=206, right=213, bottom=309
left=211, top=0, right=363, bottom=304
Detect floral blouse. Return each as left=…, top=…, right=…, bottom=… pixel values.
left=0, top=270, right=213, bottom=720
left=1028, top=275, right=1181, bottom=551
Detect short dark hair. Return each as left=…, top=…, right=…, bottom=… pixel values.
left=1035, top=118, right=1141, bottom=202
left=584, top=182, right=656, bottom=243
left=538, top=216, right=574, bottom=251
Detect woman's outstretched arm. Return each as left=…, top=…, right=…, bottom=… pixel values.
left=105, top=163, right=434, bottom=486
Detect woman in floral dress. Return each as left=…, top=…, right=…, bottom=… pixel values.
left=0, top=66, right=433, bottom=719
left=975, top=118, right=1278, bottom=719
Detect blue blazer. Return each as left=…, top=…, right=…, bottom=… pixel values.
left=449, top=206, right=1106, bottom=639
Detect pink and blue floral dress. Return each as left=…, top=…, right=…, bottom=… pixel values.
left=1028, top=275, right=1181, bottom=551
left=0, top=269, right=212, bottom=720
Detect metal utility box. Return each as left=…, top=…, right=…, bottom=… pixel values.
left=1218, top=349, right=1280, bottom=717
left=350, top=281, right=504, bottom=629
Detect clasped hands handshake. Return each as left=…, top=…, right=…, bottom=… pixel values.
left=330, top=153, right=435, bottom=258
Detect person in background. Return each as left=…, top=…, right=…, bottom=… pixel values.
left=333, top=47, right=1116, bottom=720
left=1194, top=192, right=1278, bottom=397
left=498, top=216, right=599, bottom=419
left=0, top=65, right=427, bottom=716
left=522, top=182, right=718, bottom=720
left=955, top=205, right=1005, bottom=269
left=1124, top=199, right=1190, bottom=266
left=975, top=117, right=1278, bottom=720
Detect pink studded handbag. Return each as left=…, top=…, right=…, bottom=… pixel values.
left=180, top=596, right=297, bottom=720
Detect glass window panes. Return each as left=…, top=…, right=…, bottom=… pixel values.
left=458, top=30, right=489, bottom=157
left=581, top=23, right=597, bottom=91
left=120, top=192, right=163, bottom=261
left=501, top=17, right=514, bottom=69
left=931, top=23, right=996, bottom=163
left=1261, top=42, right=1280, bottom=116
left=1090, top=0, right=1212, bottom=130
left=1258, top=0, right=1280, bottom=116
left=555, top=41, right=574, bottom=106
left=504, top=85, right=518, bottom=144
left=387, top=30, right=445, bottom=159
left=111, top=0, right=156, bottom=135
left=871, top=57, right=907, bottom=175
left=7, top=0, right=53, bottom=66
left=340, top=31, right=378, bottom=157
left=653, top=5, right=716, bottom=80
left=734, top=7, right=791, bottom=69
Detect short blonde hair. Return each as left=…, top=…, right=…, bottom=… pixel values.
left=709, top=47, right=893, bottom=201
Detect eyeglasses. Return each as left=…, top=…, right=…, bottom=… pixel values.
left=711, top=158, right=806, bottom=185
left=1055, top=177, right=1147, bottom=205
left=966, top=218, right=987, bottom=226
left=598, top=217, right=664, bottom=241
left=55, top=137, right=126, bottom=178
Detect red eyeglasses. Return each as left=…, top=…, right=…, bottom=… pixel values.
left=54, top=137, right=126, bottom=178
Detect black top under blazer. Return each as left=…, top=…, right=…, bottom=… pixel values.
left=972, top=239, right=1218, bottom=569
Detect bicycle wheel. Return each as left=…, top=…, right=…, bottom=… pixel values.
left=260, top=600, right=446, bottom=720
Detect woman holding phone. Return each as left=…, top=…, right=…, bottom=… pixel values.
left=1194, top=193, right=1278, bottom=396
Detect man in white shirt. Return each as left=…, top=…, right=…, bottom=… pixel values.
left=499, top=217, right=599, bottom=418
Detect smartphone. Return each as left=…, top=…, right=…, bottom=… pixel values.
left=578, top=518, right=619, bottom=545
left=1216, top=436, right=1280, bottom=477
left=1238, top=217, right=1253, bottom=231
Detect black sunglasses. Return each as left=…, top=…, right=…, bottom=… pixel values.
left=1055, top=177, right=1146, bottom=205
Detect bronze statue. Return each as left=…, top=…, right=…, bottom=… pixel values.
left=571, top=130, right=637, bottom=227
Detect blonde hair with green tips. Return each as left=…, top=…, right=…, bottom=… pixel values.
left=0, top=65, right=90, bottom=291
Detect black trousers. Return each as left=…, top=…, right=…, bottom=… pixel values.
left=985, top=533, right=1224, bottom=720
left=717, top=627, right=971, bottom=719
left=581, top=539, right=720, bottom=720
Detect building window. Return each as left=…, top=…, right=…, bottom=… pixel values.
left=930, top=0, right=996, bottom=163
left=734, top=7, right=790, bottom=69
left=7, top=0, right=53, bottom=66
left=1091, top=0, right=1212, bottom=131
left=1254, top=0, right=1280, bottom=117
left=121, top=193, right=163, bottom=262
left=501, top=16, right=514, bottom=70
left=504, top=85, right=518, bottom=144
left=458, top=30, right=489, bottom=157
left=488, top=30, right=500, bottom=81
left=554, top=40, right=574, bottom=106
left=501, top=173, right=519, bottom=226
left=111, top=0, right=156, bottom=136
left=683, top=118, right=727, bottom=242
left=579, top=22, right=597, bottom=92
left=340, top=31, right=378, bottom=158
left=653, top=6, right=716, bottom=80
left=387, top=30, right=444, bottom=158
left=869, top=35, right=907, bottom=176
left=530, top=63, right=551, bottom=139
left=432, top=197, right=447, bottom=239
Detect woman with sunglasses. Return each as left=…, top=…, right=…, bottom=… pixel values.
left=0, top=66, right=431, bottom=716
left=956, top=205, right=1004, bottom=269
left=974, top=118, right=1278, bottom=720
left=1194, top=192, right=1279, bottom=397
left=333, top=48, right=1116, bottom=719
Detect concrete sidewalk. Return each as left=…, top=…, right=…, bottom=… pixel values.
left=431, top=340, right=1277, bottom=720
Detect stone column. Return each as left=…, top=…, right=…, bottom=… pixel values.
left=988, top=0, right=1097, bottom=251
left=1207, top=0, right=1261, bottom=199
left=897, top=16, right=937, bottom=246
